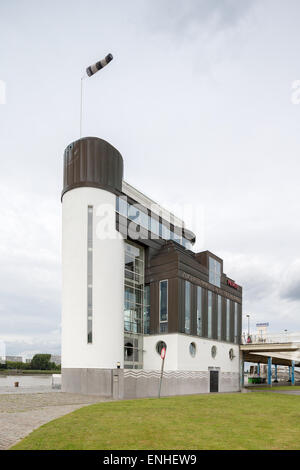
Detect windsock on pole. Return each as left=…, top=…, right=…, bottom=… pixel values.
left=86, top=54, right=113, bottom=77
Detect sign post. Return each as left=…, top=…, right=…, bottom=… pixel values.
left=158, top=347, right=166, bottom=398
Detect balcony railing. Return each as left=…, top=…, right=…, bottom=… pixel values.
left=241, top=333, right=300, bottom=345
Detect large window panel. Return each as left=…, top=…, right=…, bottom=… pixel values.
left=197, top=286, right=202, bottom=336
left=161, top=223, right=171, bottom=240
left=226, top=298, right=231, bottom=342
left=87, top=206, right=93, bottom=344
left=185, top=281, right=191, bottom=334
left=217, top=295, right=222, bottom=340
left=116, top=197, right=128, bottom=218
left=143, top=285, right=150, bottom=334
left=234, top=302, right=238, bottom=344
left=208, top=291, right=212, bottom=339
left=150, top=217, right=160, bottom=237
left=159, top=280, right=168, bottom=323
left=209, top=257, right=221, bottom=287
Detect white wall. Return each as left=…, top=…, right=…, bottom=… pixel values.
left=62, top=187, right=124, bottom=369
left=143, top=333, right=240, bottom=373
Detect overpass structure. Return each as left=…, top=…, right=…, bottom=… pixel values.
left=240, top=333, right=300, bottom=386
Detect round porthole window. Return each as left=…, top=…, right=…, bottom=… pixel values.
left=156, top=341, right=167, bottom=355
left=211, top=345, right=217, bottom=358
left=229, top=348, right=235, bottom=360
left=189, top=342, right=196, bottom=357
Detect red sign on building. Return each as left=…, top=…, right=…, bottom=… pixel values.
left=227, top=279, right=238, bottom=289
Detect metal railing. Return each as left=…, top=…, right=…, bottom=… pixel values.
left=241, top=332, right=300, bottom=345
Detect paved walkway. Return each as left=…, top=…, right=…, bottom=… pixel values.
left=0, top=392, right=107, bottom=450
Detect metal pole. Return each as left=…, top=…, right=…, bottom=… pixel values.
left=158, top=356, right=165, bottom=398
left=274, top=364, right=278, bottom=383
left=292, top=360, right=295, bottom=385
left=239, top=352, right=244, bottom=390
left=246, top=315, right=250, bottom=337
left=80, top=76, right=85, bottom=138
left=268, top=357, right=272, bottom=386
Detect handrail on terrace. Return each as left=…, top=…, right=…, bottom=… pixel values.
left=241, top=333, right=300, bottom=345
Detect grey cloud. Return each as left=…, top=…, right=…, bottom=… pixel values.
left=283, top=283, right=300, bottom=301
left=142, top=0, right=256, bottom=35
left=280, top=261, right=300, bottom=302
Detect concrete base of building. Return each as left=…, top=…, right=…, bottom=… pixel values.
left=62, top=368, right=239, bottom=398
left=62, top=368, right=124, bottom=399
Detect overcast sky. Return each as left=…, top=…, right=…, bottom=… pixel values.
left=1, top=0, right=300, bottom=357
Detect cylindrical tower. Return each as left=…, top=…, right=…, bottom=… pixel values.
left=61, top=137, right=124, bottom=396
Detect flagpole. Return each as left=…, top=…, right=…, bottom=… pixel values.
left=80, top=76, right=85, bottom=138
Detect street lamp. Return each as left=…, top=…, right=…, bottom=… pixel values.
left=246, top=314, right=250, bottom=337
left=80, top=53, right=114, bottom=137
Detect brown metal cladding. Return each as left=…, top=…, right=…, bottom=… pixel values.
left=62, top=137, right=123, bottom=199
left=145, top=240, right=242, bottom=342
left=168, top=278, right=179, bottom=333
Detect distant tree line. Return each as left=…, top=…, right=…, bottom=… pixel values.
left=0, top=354, right=61, bottom=371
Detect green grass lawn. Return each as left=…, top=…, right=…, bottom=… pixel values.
left=250, top=385, right=300, bottom=391
left=12, top=393, right=300, bottom=450
left=0, top=370, right=59, bottom=375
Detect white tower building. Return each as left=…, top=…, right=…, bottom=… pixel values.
left=61, top=137, right=124, bottom=397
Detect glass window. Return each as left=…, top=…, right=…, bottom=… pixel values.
left=159, top=280, right=168, bottom=323
left=182, top=238, right=193, bottom=250
left=143, top=285, right=150, bottom=335
left=209, top=257, right=221, bottom=287
left=140, top=211, right=150, bottom=231
left=208, top=291, right=212, bottom=339
left=197, top=286, right=202, bottom=336
left=124, top=241, right=145, bottom=335
left=150, top=216, right=160, bottom=237
left=87, top=206, right=93, bottom=344
left=128, top=204, right=139, bottom=222
left=161, top=222, right=171, bottom=240
left=217, top=295, right=222, bottom=340
left=173, top=232, right=182, bottom=245
left=185, top=281, right=191, bottom=334
left=226, top=298, right=230, bottom=342
left=128, top=205, right=149, bottom=231
left=211, top=345, right=217, bottom=358
left=124, top=337, right=141, bottom=364
left=116, top=197, right=128, bottom=218
left=234, top=302, right=238, bottom=344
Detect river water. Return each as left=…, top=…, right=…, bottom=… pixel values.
left=0, top=374, right=61, bottom=393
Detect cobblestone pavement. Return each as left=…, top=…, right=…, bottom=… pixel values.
left=0, top=392, right=108, bottom=450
